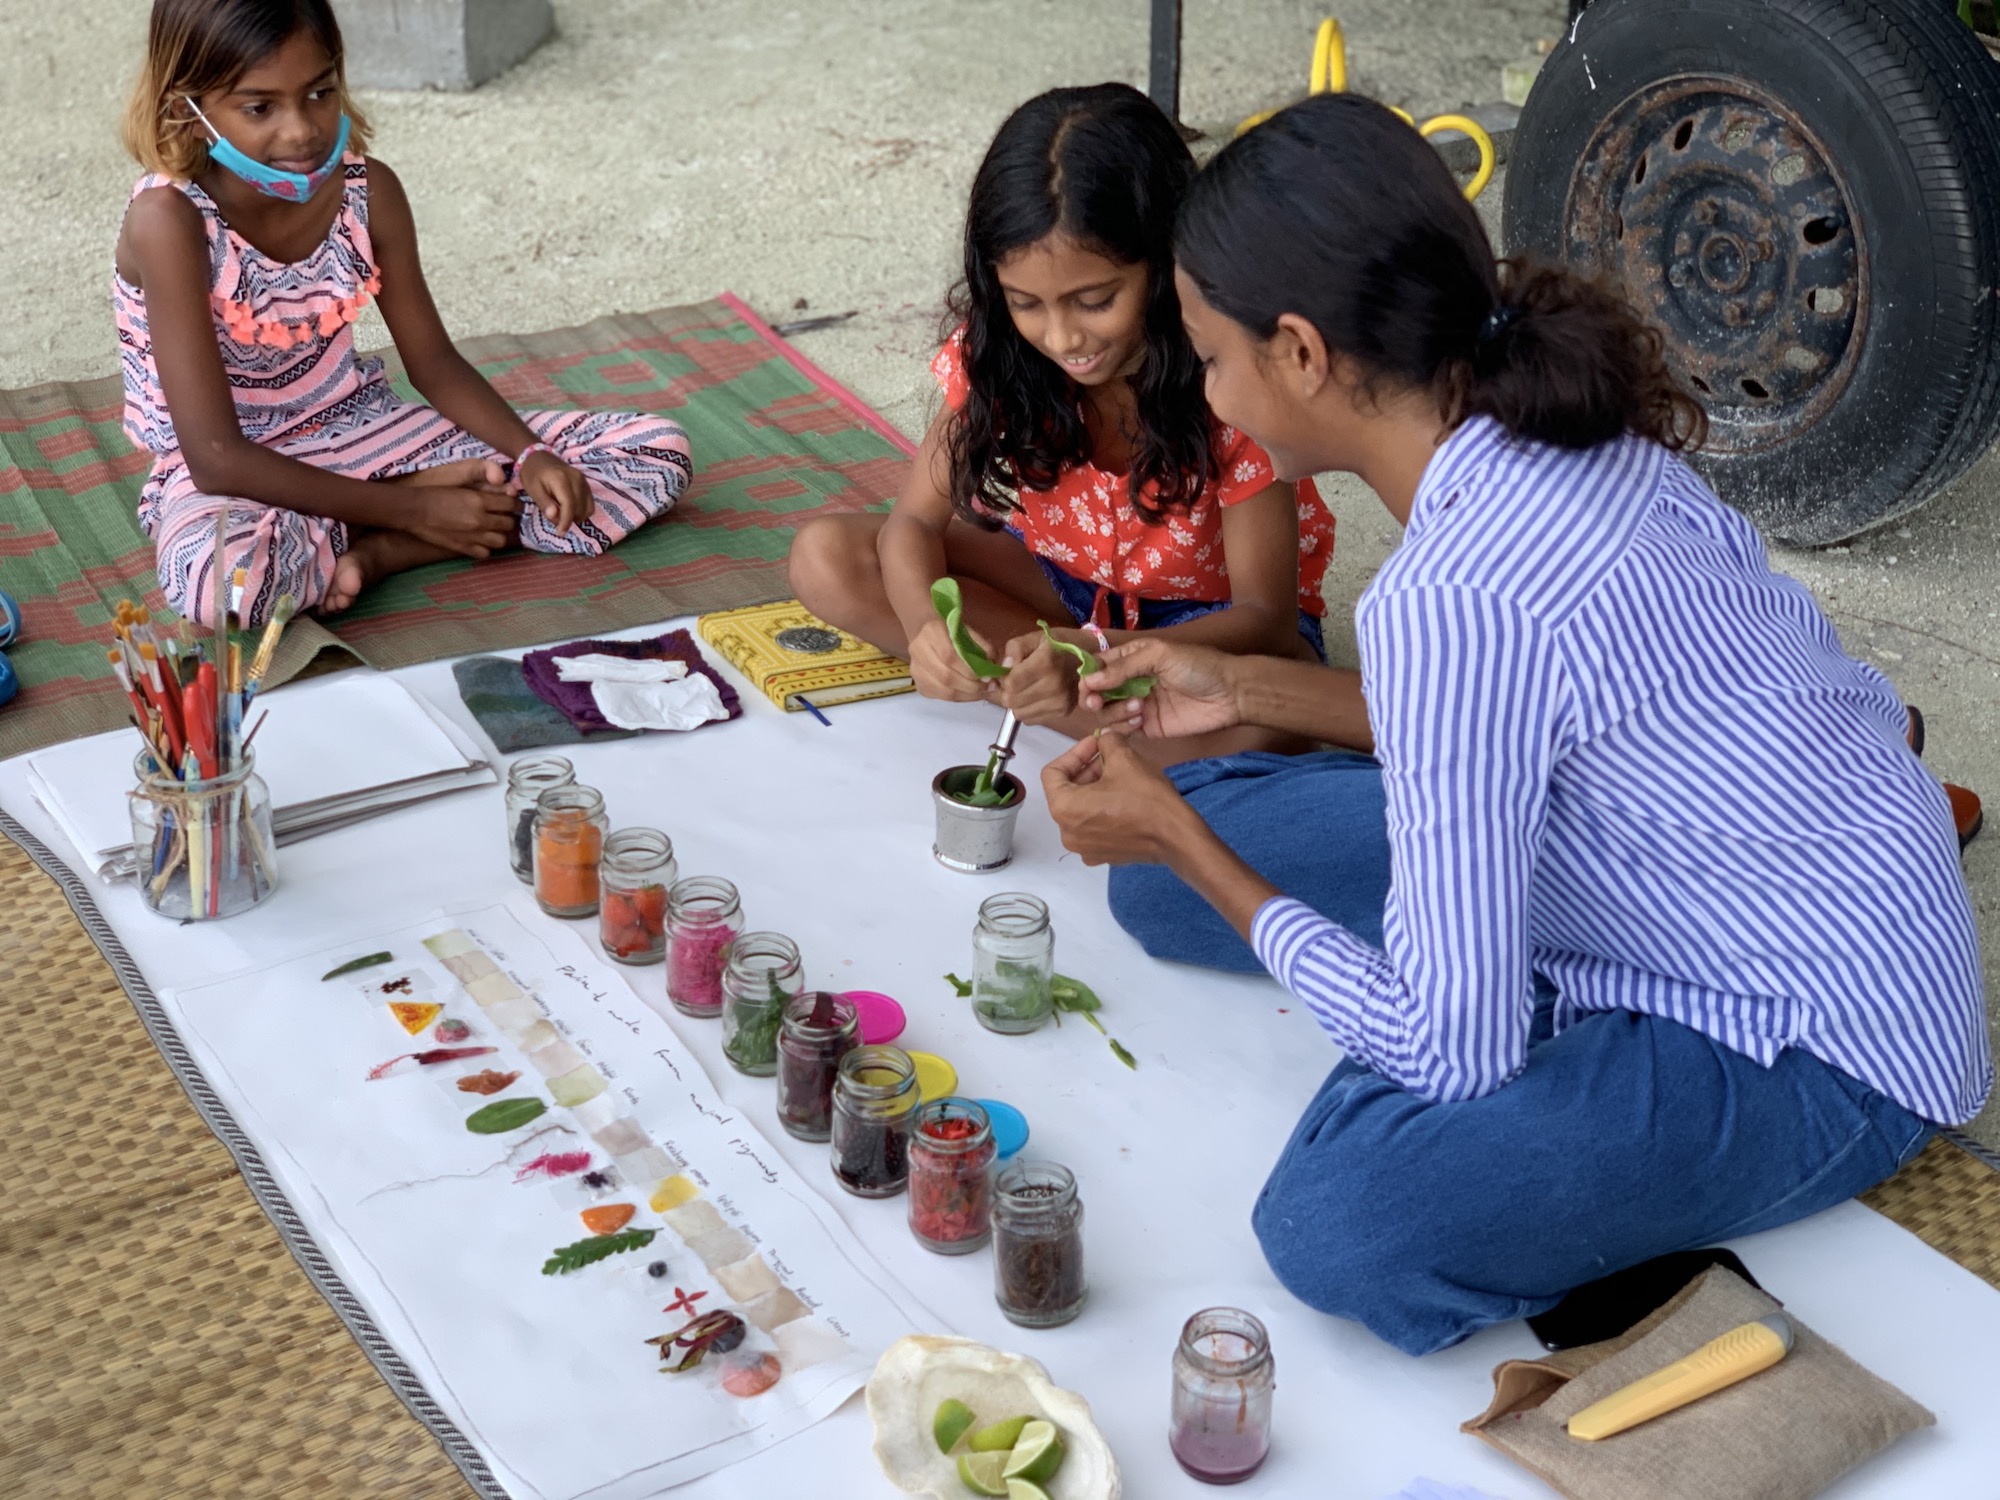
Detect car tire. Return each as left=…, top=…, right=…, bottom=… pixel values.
left=1506, top=0, right=2000, bottom=544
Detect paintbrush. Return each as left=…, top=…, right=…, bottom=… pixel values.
left=244, top=594, right=296, bottom=700
left=210, top=509, right=229, bottom=756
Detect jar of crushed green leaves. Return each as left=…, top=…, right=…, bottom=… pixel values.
left=971, top=892, right=1053, bottom=1035
left=720, top=931, right=802, bottom=1077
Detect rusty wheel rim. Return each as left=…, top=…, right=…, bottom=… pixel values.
left=1565, top=78, right=1865, bottom=457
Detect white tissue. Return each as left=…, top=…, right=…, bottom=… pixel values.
left=553, top=654, right=691, bottom=684
left=588, top=675, right=730, bottom=732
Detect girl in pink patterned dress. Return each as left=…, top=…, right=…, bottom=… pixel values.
left=114, top=0, right=691, bottom=626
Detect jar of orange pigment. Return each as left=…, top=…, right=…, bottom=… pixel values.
left=533, top=784, right=608, bottom=918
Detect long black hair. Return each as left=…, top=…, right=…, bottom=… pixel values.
left=946, top=82, right=1217, bottom=527
left=1176, top=93, right=1704, bottom=452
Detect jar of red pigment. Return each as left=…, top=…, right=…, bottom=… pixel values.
left=907, top=1097, right=995, bottom=1255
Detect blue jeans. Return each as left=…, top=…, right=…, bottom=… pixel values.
left=1110, top=751, right=1935, bottom=1355
left=1109, top=751, right=1389, bottom=971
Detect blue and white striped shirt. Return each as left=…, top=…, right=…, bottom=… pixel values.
left=1252, top=417, right=1989, bottom=1124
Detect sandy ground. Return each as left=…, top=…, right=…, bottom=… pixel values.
left=3, top=0, right=1995, bottom=1145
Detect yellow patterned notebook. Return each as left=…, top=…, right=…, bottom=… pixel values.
left=696, top=600, right=914, bottom=712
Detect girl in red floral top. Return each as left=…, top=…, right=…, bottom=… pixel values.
left=790, top=83, right=1335, bottom=750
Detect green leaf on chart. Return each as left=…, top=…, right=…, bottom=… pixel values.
left=542, top=1227, right=657, bottom=1276
left=1033, top=621, right=1155, bottom=701
left=322, top=951, right=393, bottom=980
left=932, top=578, right=1009, bottom=678
left=943, top=972, right=973, bottom=998
left=1108, top=1038, right=1139, bottom=1070
left=465, top=1096, right=548, bottom=1134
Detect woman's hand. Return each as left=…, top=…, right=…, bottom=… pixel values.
left=1041, top=729, right=1204, bottom=866
left=1080, top=637, right=1244, bottom=739
left=517, top=450, right=595, bottom=537
left=909, top=618, right=997, bottom=702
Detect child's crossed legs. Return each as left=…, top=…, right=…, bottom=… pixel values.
left=148, top=405, right=691, bottom=626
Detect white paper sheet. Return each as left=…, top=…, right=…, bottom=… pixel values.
left=4, top=617, right=1997, bottom=1500
left=27, top=670, right=493, bottom=875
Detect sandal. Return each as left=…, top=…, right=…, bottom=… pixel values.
left=1905, top=703, right=1980, bottom=851
left=1948, top=784, right=1984, bottom=853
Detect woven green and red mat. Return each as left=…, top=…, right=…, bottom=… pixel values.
left=0, top=294, right=913, bottom=761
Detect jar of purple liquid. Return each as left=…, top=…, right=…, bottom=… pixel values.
left=1169, top=1307, right=1274, bottom=1485
left=665, top=876, right=742, bottom=1018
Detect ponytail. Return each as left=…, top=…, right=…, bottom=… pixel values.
left=1176, top=93, right=1704, bottom=453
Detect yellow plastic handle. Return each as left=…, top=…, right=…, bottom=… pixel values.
left=1310, top=17, right=1347, bottom=94
left=1419, top=113, right=1496, bottom=202
left=1235, top=17, right=1496, bottom=202
left=1567, top=1316, right=1793, bottom=1442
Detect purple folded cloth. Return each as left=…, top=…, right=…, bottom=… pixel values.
left=521, top=629, right=743, bottom=735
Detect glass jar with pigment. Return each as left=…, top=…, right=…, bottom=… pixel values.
left=664, top=876, right=743, bottom=1018
left=970, top=892, right=1054, bottom=1035
left=1169, top=1306, right=1275, bottom=1485
left=992, top=1158, right=1085, bottom=1327
left=506, top=755, right=574, bottom=884
left=598, top=827, right=677, bottom=965
left=775, top=991, right=859, bottom=1142
left=533, top=783, right=607, bottom=919
left=720, top=931, right=803, bottom=1077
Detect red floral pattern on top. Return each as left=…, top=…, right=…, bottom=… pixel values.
left=933, top=333, right=1335, bottom=628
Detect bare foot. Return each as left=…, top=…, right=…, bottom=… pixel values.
left=318, top=530, right=461, bottom=615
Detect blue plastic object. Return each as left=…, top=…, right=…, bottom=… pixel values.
left=972, top=1098, right=1030, bottom=1160
left=0, top=589, right=20, bottom=650
left=0, top=651, right=17, bottom=708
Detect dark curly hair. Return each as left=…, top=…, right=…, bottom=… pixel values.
left=946, top=82, right=1218, bottom=528
left=1176, top=92, right=1705, bottom=453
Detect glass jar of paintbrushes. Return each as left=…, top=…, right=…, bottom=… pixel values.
left=129, top=747, right=277, bottom=920
left=112, top=587, right=291, bottom=921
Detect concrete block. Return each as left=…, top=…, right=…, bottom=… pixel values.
left=333, top=0, right=553, bottom=91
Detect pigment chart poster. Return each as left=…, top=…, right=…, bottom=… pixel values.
left=163, top=902, right=935, bottom=1499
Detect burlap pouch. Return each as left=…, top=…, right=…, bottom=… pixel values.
left=1462, top=1266, right=1932, bottom=1499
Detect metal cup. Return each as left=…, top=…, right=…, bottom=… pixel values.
left=931, top=767, right=1026, bottom=872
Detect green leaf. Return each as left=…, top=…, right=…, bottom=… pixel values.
left=1050, top=973, right=1102, bottom=1013
left=931, top=578, right=1008, bottom=679
left=1033, top=621, right=1154, bottom=701
left=322, top=951, right=393, bottom=980
left=1108, top=1038, right=1139, bottom=1070
left=465, top=1097, right=548, bottom=1134
left=542, top=1227, right=657, bottom=1276
left=943, top=972, right=973, bottom=997
left=1036, top=620, right=1096, bottom=675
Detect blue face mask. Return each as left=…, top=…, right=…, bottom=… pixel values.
left=186, top=98, right=350, bottom=202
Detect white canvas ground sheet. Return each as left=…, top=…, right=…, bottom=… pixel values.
left=5, top=619, right=1999, bottom=1499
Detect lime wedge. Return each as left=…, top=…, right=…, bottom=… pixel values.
left=968, top=1415, right=1032, bottom=1452
left=956, top=1451, right=1010, bottom=1496
left=1006, top=1481, right=1052, bottom=1500
left=1002, top=1420, right=1065, bottom=1484
left=933, top=1398, right=977, bottom=1454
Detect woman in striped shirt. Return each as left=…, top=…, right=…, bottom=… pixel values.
left=1042, top=93, right=1989, bottom=1356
